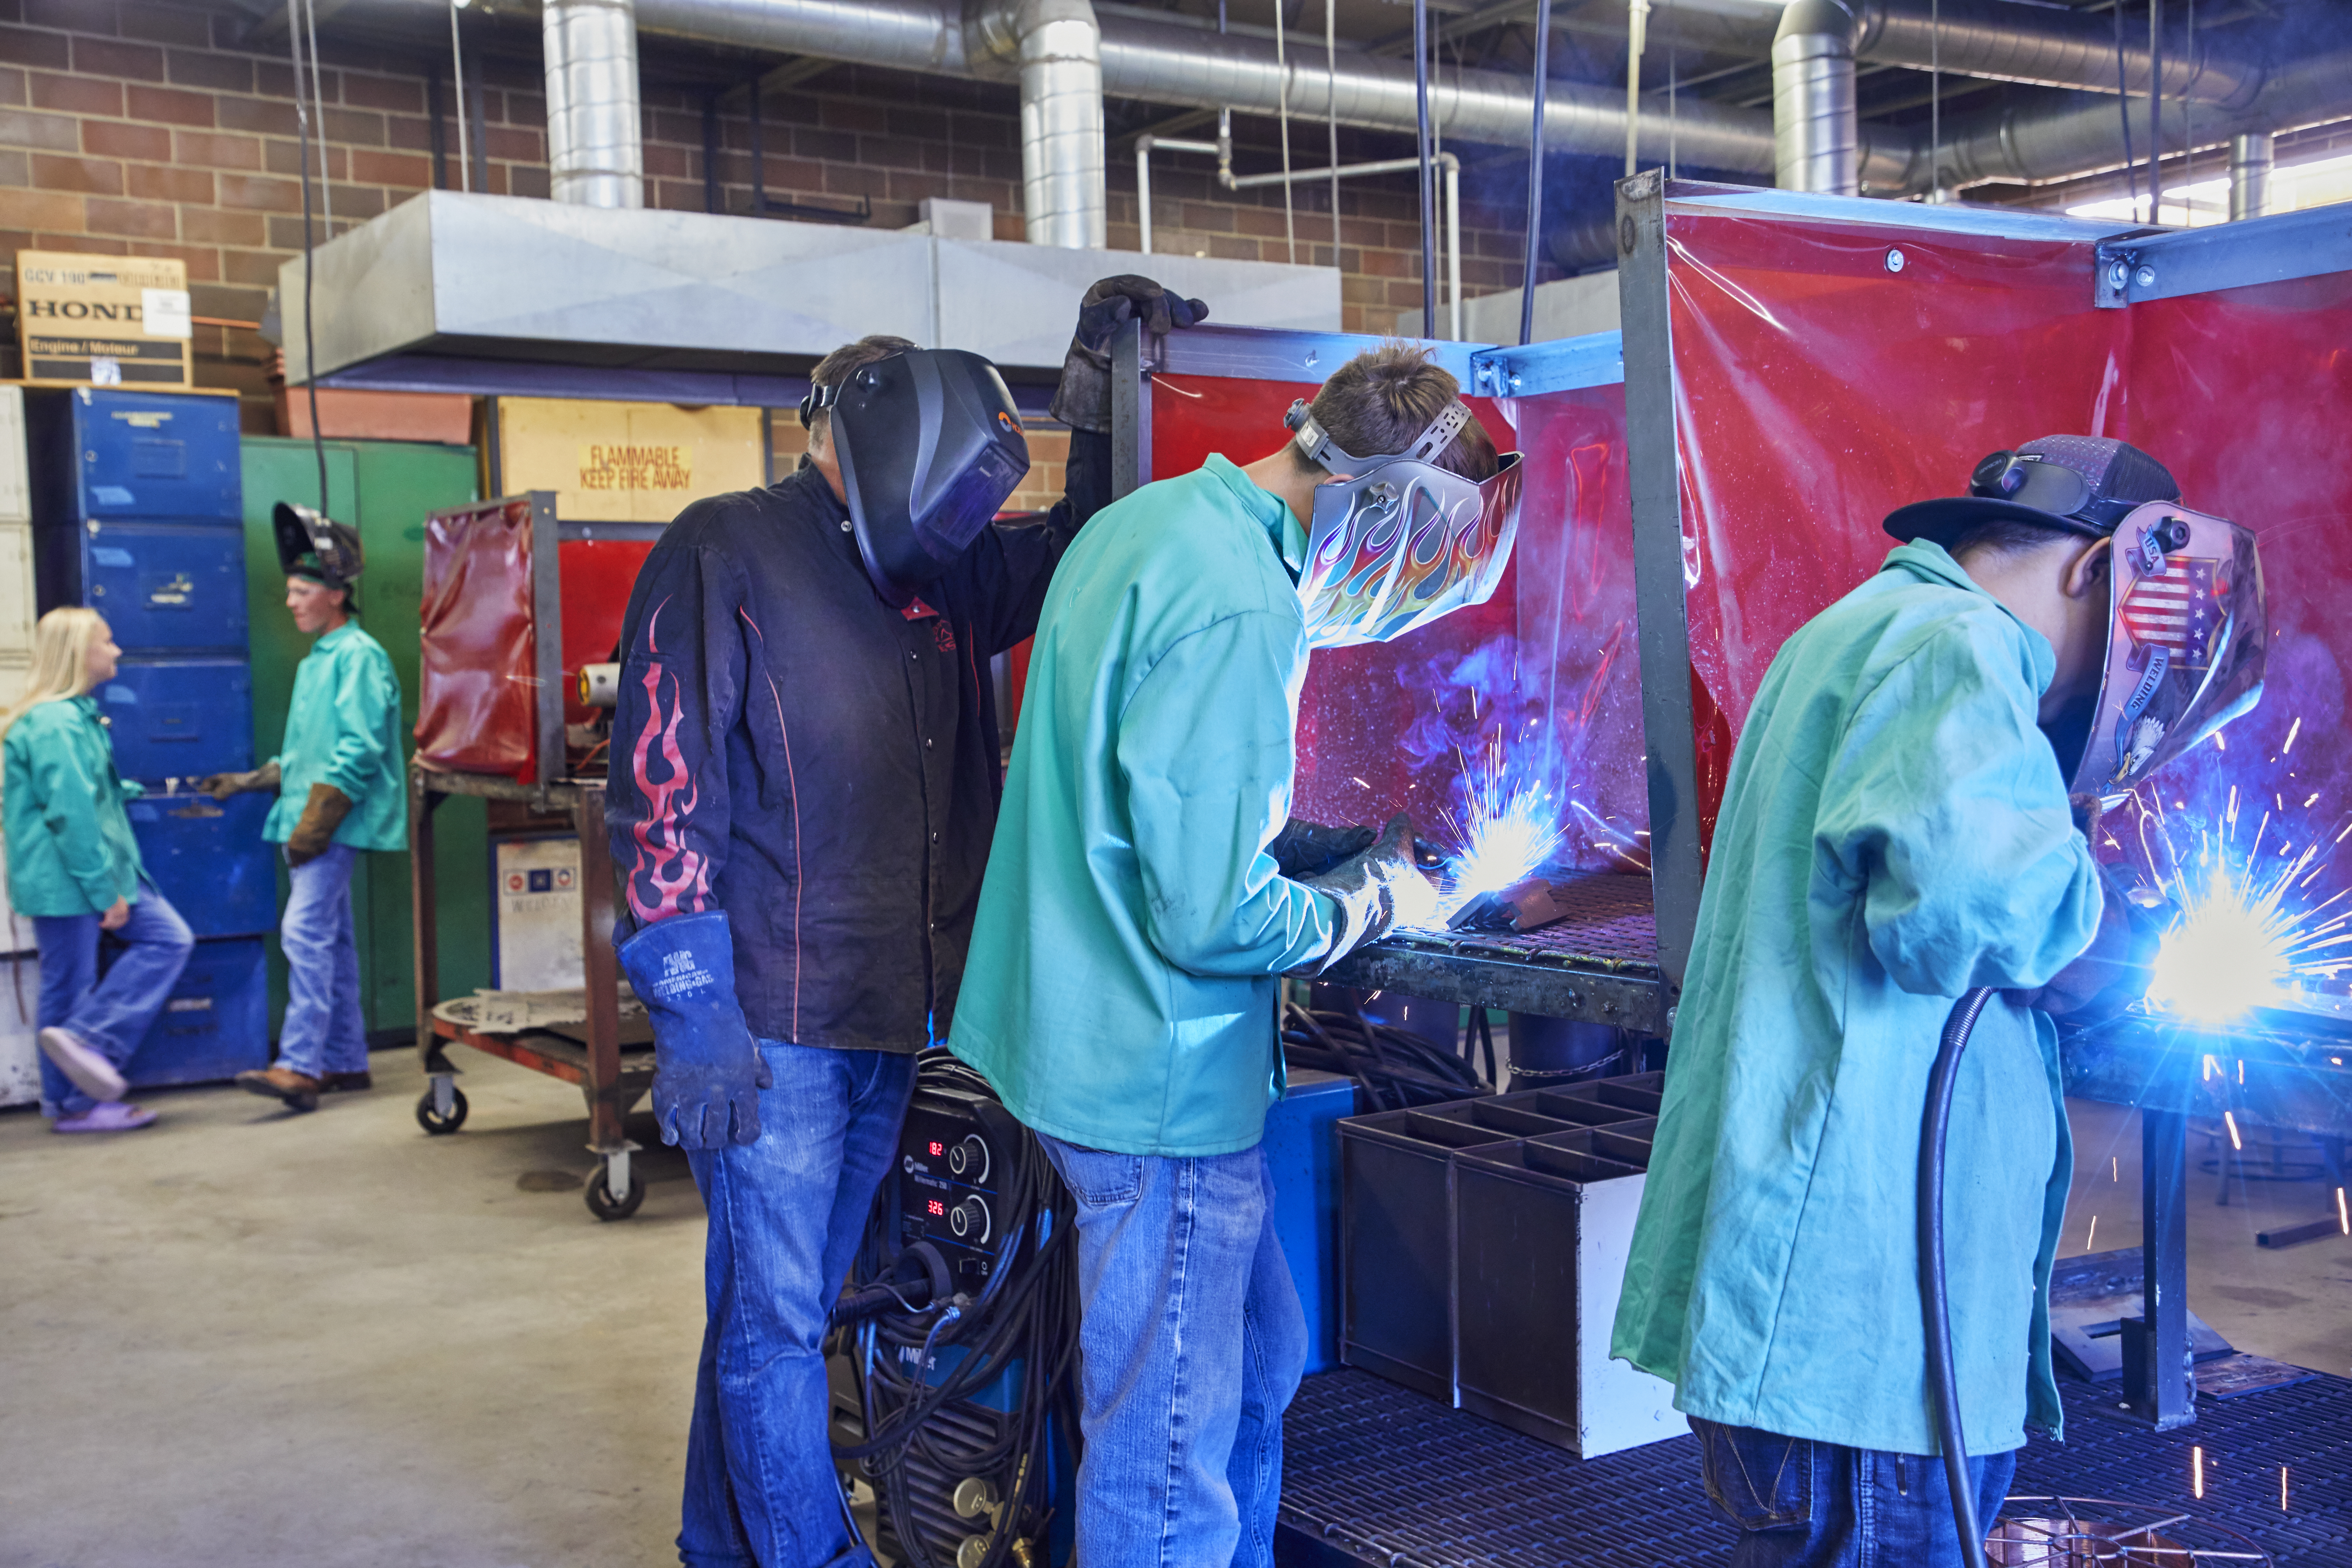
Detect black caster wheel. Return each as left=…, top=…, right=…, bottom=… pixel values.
left=586, top=1164, right=646, bottom=1221
left=415, top=1085, right=469, bottom=1135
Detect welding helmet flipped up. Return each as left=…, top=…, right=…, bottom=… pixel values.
left=804, top=348, right=1032, bottom=608
left=272, top=501, right=363, bottom=588
left=2071, top=499, right=2266, bottom=803
left=1284, top=398, right=1523, bottom=649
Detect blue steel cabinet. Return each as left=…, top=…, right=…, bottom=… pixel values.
left=1263, top=1069, right=1363, bottom=1376
left=28, top=388, right=241, bottom=523
left=124, top=790, right=276, bottom=939
left=122, top=934, right=268, bottom=1088
left=34, top=520, right=248, bottom=653
left=98, top=659, right=253, bottom=783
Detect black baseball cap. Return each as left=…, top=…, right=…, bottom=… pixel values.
left=1884, top=435, right=2181, bottom=549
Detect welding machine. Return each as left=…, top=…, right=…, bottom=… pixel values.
left=832, top=1058, right=1079, bottom=1568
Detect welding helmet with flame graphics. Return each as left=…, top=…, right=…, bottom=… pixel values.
left=805, top=348, right=1032, bottom=609
left=2071, top=500, right=2266, bottom=802
left=1284, top=398, right=1523, bottom=650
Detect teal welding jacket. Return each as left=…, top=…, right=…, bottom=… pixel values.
left=948, top=455, right=1338, bottom=1157
left=2, top=696, right=150, bottom=917
left=1611, top=540, right=2102, bottom=1457
left=265, top=621, right=407, bottom=852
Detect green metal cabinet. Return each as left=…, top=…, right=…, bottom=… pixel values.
left=241, top=438, right=489, bottom=1043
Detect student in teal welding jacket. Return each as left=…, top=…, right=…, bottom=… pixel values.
left=1612, top=437, right=2189, bottom=1567
left=202, top=535, right=404, bottom=1114
left=950, top=346, right=1508, bottom=1568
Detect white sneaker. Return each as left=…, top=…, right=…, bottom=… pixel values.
left=37, top=1027, right=128, bottom=1102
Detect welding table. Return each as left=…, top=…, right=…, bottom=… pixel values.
left=407, top=760, right=651, bottom=1220
left=1328, top=872, right=2352, bottom=1434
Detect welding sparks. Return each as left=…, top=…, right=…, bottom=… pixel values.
left=2085, top=1214, right=2098, bottom=1250
left=2224, top=1111, right=2243, bottom=1151
left=2143, top=812, right=2352, bottom=1025
left=2339, top=1187, right=2349, bottom=1236
left=2193, top=1447, right=2205, bottom=1499
left=1429, top=734, right=1566, bottom=923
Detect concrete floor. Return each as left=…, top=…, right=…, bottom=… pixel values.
left=4, top=1058, right=2348, bottom=1568
left=0, top=1046, right=706, bottom=1568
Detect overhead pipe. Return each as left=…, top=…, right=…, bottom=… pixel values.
left=1772, top=0, right=1858, bottom=195
left=997, top=0, right=1107, bottom=246
left=1920, top=45, right=2352, bottom=197
left=543, top=0, right=645, bottom=206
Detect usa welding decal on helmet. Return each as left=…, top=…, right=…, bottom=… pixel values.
left=1285, top=398, right=1524, bottom=650
left=2072, top=499, right=2267, bottom=802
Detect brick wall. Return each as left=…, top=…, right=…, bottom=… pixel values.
left=2, top=0, right=1548, bottom=431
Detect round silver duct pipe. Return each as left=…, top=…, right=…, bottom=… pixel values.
left=2229, top=132, right=2274, bottom=222
left=1851, top=0, right=2263, bottom=110
left=544, top=0, right=646, bottom=207
left=1772, top=0, right=1857, bottom=195
left=1921, top=46, right=2352, bottom=197
left=974, top=0, right=1108, bottom=248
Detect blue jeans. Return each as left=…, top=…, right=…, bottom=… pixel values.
left=33, top=880, right=195, bottom=1115
left=1038, top=1134, right=1308, bottom=1568
left=275, top=843, right=367, bottom=1078
left=680, top=1041, right=917, bottom=1568
left=1692, top=1417, right=2018, bottom=1567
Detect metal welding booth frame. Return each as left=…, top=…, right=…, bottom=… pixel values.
left=1609, top=174, right=2352, bottom=1436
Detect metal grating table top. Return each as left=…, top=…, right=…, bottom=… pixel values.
left=1278, top=1367, right=2352, bottom=1567
left=1323, top=873, right=1669, bottom=1032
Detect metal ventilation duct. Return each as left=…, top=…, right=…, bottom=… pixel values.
left=544, top=0, right=645, bottom=207
left=970, top=0, right=1109, bottom=248
left=1773, top=0, right=1858, bottom=195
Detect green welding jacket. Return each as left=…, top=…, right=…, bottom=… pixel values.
left=2, top=695, right=150, bottom=917
left=1611, top=540, right=2102, bottom=1457
left=265, top=620, right=406, bottom=852
left=948, top=455, right=1338, bottom=1157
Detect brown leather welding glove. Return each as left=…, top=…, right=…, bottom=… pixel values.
left=197, top=760, right=281, bottom=800
left=2011, top=863, right=2173, bottom=1025
left=1048, top=275, right=1210, bottom=434
left=284, top=783, right=353, bottom=867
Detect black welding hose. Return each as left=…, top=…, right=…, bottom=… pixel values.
left=1921, top=986, right=1995, bottom=1568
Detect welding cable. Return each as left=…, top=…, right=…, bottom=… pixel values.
left=1920, top=986, right=1995, bottom=1568
left=1281, top=1004, right=1489, bottom=1108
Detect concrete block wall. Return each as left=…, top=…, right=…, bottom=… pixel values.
left=1, top=0, right=1553, bottom=430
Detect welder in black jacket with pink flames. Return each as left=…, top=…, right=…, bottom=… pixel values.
left=603, top=279, right=1211, bottom=1568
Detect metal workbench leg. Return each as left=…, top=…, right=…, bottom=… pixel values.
left=576, top=784, right=642, bottom=1220
left=2125, top=1107, right=2197, bottom=1429
left=410, top=771, right=468, bottom=1135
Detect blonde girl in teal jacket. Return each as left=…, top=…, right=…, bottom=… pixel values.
left=1, top=608, right=194, bottom=1132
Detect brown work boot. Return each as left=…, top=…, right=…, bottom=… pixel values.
left=319, top=1071, right=373, bottom=1093
left=236, top=1066, right=322, bottom=1113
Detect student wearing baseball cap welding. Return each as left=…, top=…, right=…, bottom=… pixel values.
left=1613, top=437, right=2264, bottom=1566
left=199, top=505, right=406, bottom=1114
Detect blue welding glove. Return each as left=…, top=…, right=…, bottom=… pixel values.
left=2013, top=862, right=2175, bottom=1026
left=617, top=910, right=772, bottom=1149
left=1296, top=814, right=1435, bottom=973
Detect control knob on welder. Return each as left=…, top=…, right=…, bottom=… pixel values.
left=947, top=1134, right=989, bottom=1183
left=949, top=1195, right=992, bottom=1245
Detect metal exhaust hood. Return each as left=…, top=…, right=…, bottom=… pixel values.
left=279, top=190, right=1342, bottom=403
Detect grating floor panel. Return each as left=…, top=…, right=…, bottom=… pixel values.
left=1278, top=1367, right=2352, bottom=1566
left=1385, top=872, right=1662, bottom=974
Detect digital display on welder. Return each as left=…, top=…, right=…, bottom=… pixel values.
left=899, top=1087, right=1017, bottom=1297
left=929, top=1199, right=945, bottom=1216
left=929, top=1141, right=945, bottom=1156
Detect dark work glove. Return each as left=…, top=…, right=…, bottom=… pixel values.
left=1269, top=819, right=1378, bottom=880
left=198, top=760, right=281, bottom=800
left=284, top=782, right=352, bottom=867
left=1294, top=814, right=1433, bottom=973
left=2012, top=863, right=2174, bottom=1026
left=617, top=910, right=774, bottom=1149
left=1048, top=275, right=1211, bottom=435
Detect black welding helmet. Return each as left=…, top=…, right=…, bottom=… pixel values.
left=2069, top=499, right=2267, bottom=802
left=1285, top=398, right=1523, bottom=650
left=273, top=500, right=363, bottom=588
left=807, top=348, right=1032, bottom=608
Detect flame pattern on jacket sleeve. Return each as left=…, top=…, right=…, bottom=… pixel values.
left=625, top=639, right=712, bottom=924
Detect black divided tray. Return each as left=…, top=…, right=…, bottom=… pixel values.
left=1277, top=1367, right=2352, bottom=1566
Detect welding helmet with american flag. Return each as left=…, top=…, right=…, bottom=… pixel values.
left=2070, top=498, right=2266, bottom=802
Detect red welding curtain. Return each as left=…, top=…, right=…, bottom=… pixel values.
left=415, top=496, right=536, bottom=777
left=1664, top=194, right=2352, bottom=888
left=1147, top=372, right=1653, bottom=871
